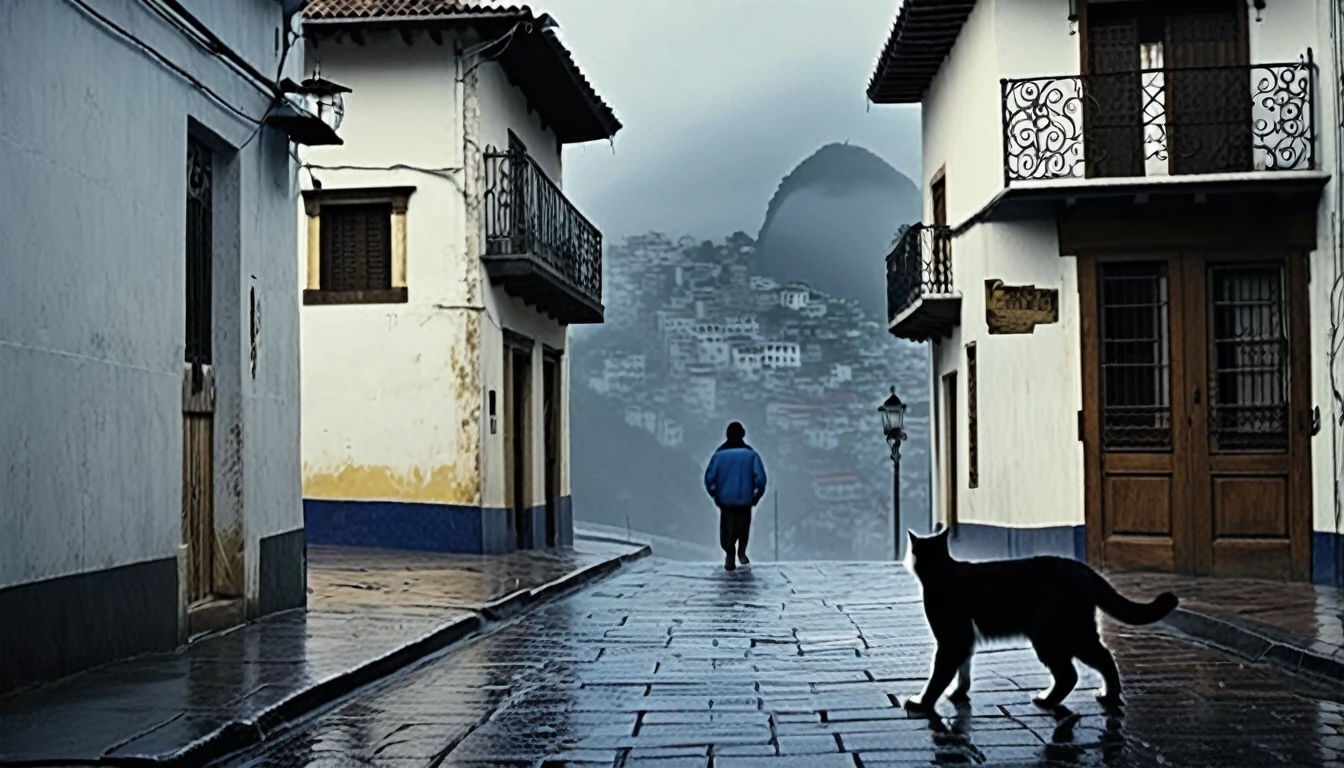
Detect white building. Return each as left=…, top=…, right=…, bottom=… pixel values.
left=0, top=0, right=328, bottom=690
left=763, top=342, right=802, bottom=369
left=299, top=2, right=621, bottom=553
left=780, top=282, right=811, bottom=310
left=869, top=0, right=1343, bottom=586
left=730, top=343, right=765, bottom=375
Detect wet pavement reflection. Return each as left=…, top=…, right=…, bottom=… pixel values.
left=227, top=560, right=1344, bottom=767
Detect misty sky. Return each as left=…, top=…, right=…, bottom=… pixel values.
left=539, top=0, right=923, bottom=242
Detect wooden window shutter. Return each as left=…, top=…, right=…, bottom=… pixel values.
left=319, top=203, right=393, bottom=291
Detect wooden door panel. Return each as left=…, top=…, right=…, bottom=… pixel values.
left=1212, top=476, right=1288, bottom=537
left=1092, top=259, right=1190, bottom=573
left=1189, top=258, right=1302, bottom=578
left=1103, top=474, right=1172, bottom=536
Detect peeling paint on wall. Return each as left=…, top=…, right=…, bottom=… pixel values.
left=302, top=461, right=480, bottom=506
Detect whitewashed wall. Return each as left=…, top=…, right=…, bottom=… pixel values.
left=299, top=32, right=576, bottom=521
left=0, top=0, right=300, bottom=592
left=299, top=33, right=483, bottom=508
left=476, top=57, right=573, bottom=511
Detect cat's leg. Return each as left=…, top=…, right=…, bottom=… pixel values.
left=948, top=653, right=973, bottom=703
left=1030, top=641, right=1079, bottom=709
left=906, top=636, right=971, bottom=713
left=1075, top=635, right=1123, bottom=707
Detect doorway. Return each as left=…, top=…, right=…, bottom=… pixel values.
left=941, top=371, right=959, bottom=532
left=1081, top=250, right=1311, bottom=579
left=507, top=346, right=533, bottom=550
left=1082, top=0, right=1253, bottom=177
left=183, top=136, right=216, bottom=609
left=542, top=352, right=561, bottom=547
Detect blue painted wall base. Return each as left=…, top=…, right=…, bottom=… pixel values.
left=948, top=522, right=1344, bottom=587
left=1314, top=530, right=1344, bottom=587
left=304, top=497, right=577, bottom=554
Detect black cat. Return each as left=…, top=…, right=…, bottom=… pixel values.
left=901, top=527, right=1179, bottom=713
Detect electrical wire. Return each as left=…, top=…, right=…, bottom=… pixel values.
left=301, top=162, right=464, bottom=181
left=136, top=0, right=282, bottom=102
left=1330, top=0, right=1344, bottom=589
left=62, top=0, right=265, bottom=125
left=458, top=21, right=527, bottom=82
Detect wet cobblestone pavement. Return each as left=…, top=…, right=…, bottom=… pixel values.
left=226, top=560, right=1344, bottom=768
left=0, top=538, right=645, bottom=765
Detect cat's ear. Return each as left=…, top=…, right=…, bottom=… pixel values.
left=907, top=529, right=920, bottom=544
left=933, top=525, right=951, bottom=542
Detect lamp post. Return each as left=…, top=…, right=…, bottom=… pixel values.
left=878, top=387, right=908, bottom=561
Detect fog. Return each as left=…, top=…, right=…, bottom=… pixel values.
left=545, top=0, right=931, bottom=560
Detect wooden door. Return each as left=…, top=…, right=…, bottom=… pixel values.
left=942, top=371, right=959, bottom=532
left=1082, top=251, right=1311, bottom=578
left=1084, top=257, right=1192, bottom=573
left=1084, top=5, right=1145, bottom=178
left=183, top=137, right=215, bottom=604
left=1164, top=0, right=1251, bottom=175
left=930, top=175, right=951, bottom=287
left=1184, top=255, right=1311, bottom=578
left=509, top=348, right=533, bottom=550
left=542, top=355, right=560, bottom=548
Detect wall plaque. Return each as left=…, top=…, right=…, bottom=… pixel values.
left=984, top=279, right=1059, bottom=335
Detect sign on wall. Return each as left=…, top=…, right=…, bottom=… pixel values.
left=984, top=280, right=1059, bottom=335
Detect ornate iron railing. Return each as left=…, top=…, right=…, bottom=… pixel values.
left=483, top=148, right=602, bottom=304
left=1002, top=55, right=1315, bottom=183
left=886, top=223, right=954, bottom=323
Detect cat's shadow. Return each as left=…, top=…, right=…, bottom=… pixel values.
left=913, top=700, right=1127, bottom=764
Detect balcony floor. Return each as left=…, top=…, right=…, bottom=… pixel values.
left=888, top=294, right=961, bottom=342
left=482, top=253, right=604, bottom=326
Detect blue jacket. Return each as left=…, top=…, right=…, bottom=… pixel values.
left=704, top=441, right=767, bottom=508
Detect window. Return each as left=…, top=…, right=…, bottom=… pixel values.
left=302, top=187, right=414, bottom=305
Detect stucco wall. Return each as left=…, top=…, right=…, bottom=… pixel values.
left=297, top=33, right=577, bottom=532
left=476, top=55, right=573, bottom=514
left=0, top=0, right=300, bottom=591
left=920, top=0, right=1341, bottom=540
left=920, top=0, right=1002, bottom=226
left=298, top=33, right=483, bottom=509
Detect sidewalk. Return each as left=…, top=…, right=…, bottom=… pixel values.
left=0, top=530, right=649, bottom=767
left=1111, top=572, right=1344, bottom=683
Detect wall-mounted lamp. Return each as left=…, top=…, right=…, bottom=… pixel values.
left=1253, top=0, right=1266, bottom=22
left=270, top=67, right=351, bottom=147
left=1067, top=0, right=1079, bottom=36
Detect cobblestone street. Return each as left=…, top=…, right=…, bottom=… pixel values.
left=226, top=560, right=1344, bottom=767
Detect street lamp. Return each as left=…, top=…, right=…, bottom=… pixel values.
left=878, top=387, right=908, bottom=561
left=272, top=69, right=352, bottom=147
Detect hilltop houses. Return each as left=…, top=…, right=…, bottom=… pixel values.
left=297, top=2, right=620, bottom=553
left=589, top=231, right=930, bottom=559
left=869, top=0, right=1343, bottom=585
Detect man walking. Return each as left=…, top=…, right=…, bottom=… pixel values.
left=704, top=421, right=768, bottom=571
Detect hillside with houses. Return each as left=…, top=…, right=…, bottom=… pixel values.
left=572, top=230, right=929, bottom=560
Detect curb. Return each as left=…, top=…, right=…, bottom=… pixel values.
left=1163, top=606, right=1344, bottom=685
left=95, top=545, right=653, bottom=768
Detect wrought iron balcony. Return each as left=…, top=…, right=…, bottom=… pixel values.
left=886, top=223, right=959, bottom=342
left=1002, top=56, right=1315, bottom=183
left=483, top=148, right=603, bottom=324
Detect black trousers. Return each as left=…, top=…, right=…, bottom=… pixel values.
left=719, top=506, right=752, bottom=555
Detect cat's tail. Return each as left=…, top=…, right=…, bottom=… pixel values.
left=1093, top=579, right=1179, bottom=625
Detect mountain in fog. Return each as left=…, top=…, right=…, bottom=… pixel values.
left=755, top=142, right=921, bottom=317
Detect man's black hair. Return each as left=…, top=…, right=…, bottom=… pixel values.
left=726, top=421, right=746, bottom=440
